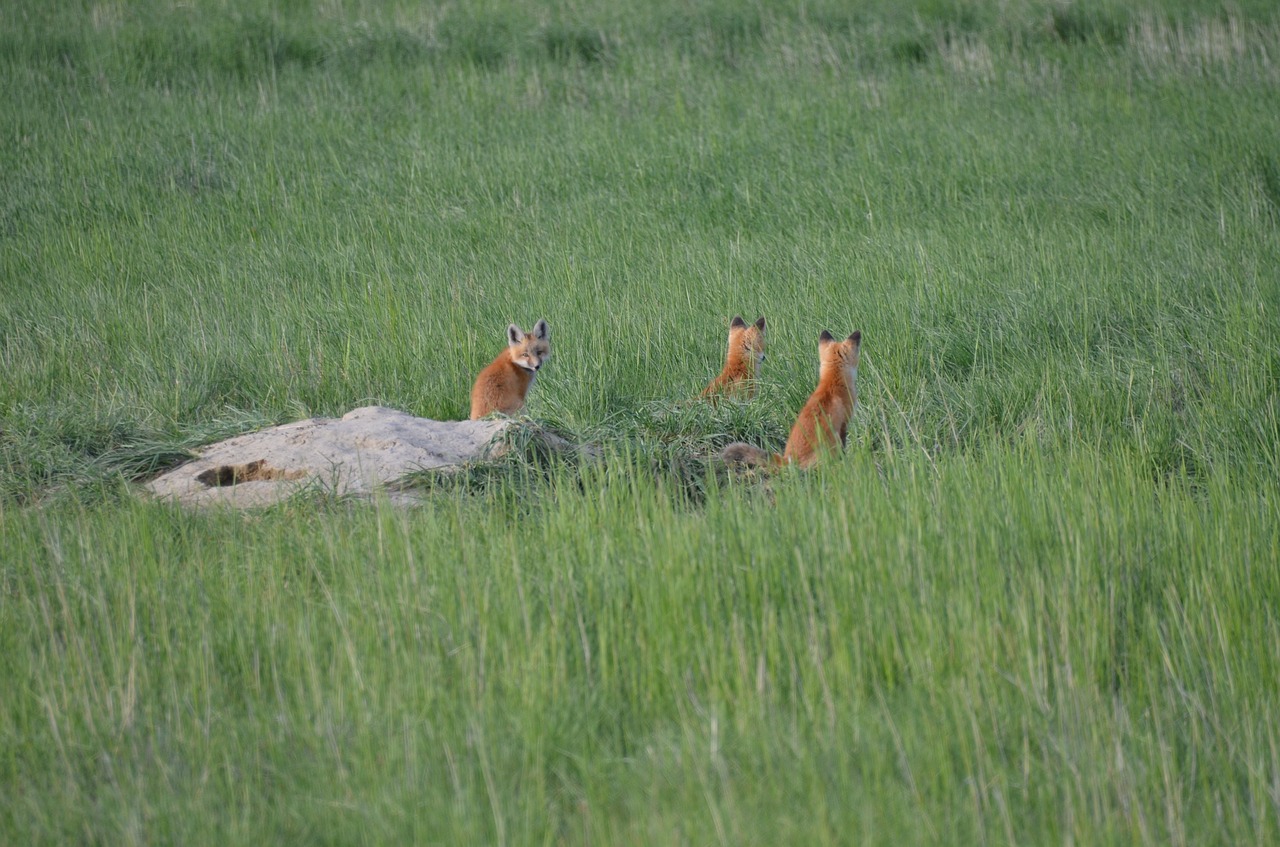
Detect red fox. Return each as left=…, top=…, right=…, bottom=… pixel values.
left=722, top=329, right=861, bottom=469
left=701, top=315, right=767, bottom=399
left=469, top=319, right=550, bottom=420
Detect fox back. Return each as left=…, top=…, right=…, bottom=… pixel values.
left=701, top=315, right=767, bottom=399
left=782, top=329, right=861, bottom=468
left=469, top=319, right=551, bottom=420
left=721, top=328, right=861, bottom=470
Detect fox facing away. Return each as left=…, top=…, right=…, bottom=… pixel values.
left=701, top=315, right=767, bottom=399
left=722, top=329, right=861, bottom=469
left=469, top=319, right=550, bottom=420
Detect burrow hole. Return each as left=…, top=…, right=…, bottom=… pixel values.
left=196, top=460, right=307, bottom=487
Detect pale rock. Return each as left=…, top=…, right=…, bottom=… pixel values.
left=145, top=406, right=513, bottom=509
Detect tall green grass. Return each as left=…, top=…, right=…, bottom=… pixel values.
left=3, top=455, right=1277, bottom=843
left=2, top=0, right=1278, bottom=843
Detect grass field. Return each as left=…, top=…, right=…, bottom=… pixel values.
left=3, top=0, right=1279, bottom=843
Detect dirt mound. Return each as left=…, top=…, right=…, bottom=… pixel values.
left=145, top=406, right=514, bottom=508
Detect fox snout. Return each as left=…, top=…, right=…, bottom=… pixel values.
left=511, top=351, right=546, bottom=372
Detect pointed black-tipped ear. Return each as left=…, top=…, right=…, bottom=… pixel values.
left=849, top=330, right=861, bottom=344
left=730, top=315, right=746, bottom=329
left=507, top=324, right=524, bottom=345
left=819, top=330, right=834, bottom=344
left=754, top=316, right=766, bottom=331
left=533, top=319, right=549, bottom=340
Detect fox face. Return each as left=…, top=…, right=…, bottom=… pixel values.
left=818, top=329, right=860, bottom=384
left=730, top=315, right=767, bottom=368
left=507, top=319, right=550, bottom=373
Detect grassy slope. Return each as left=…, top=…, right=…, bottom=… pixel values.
left=2, top=0, right=1279, bottom=843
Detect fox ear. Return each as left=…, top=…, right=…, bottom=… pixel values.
left=730, top=315, right=746, bottom=329
left=533, top=319, right=549, bottom=340
left=754, top=316, right=766, bottom=331
left=819, top=330, right=834, bottom=345
left=848, top=330, right=861, bottom=345
left=507, top=324, right=524, bottom=345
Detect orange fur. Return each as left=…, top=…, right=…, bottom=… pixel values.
left=721, top=329, right=861, bottom=469
left=469, top=319, right=550, bottom=420
left=781, top=330, right=861, bottom=467
left=701, top=316, right=767, bottom=399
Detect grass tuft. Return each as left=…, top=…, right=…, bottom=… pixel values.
left=540, top=25, right=614, bottom=66
left=1255, top=153, right=1280, bottom=221
left=1046, top=5, right=1128, bottom=46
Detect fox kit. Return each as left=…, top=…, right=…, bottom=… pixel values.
left=722, top=329, right=861, bottom=469
left=701, top=315, right=767, bottom=399
left=469, top=319, right=550, bottom=420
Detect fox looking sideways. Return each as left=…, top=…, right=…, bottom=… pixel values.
left=722, top=329, right=861, bottom=469
left=701, top=315, right=767, bottom=399
left=469, top=319, right=550, bottom=420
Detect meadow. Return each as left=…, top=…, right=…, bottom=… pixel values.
left=2, top=0, right=1279, bottom=843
